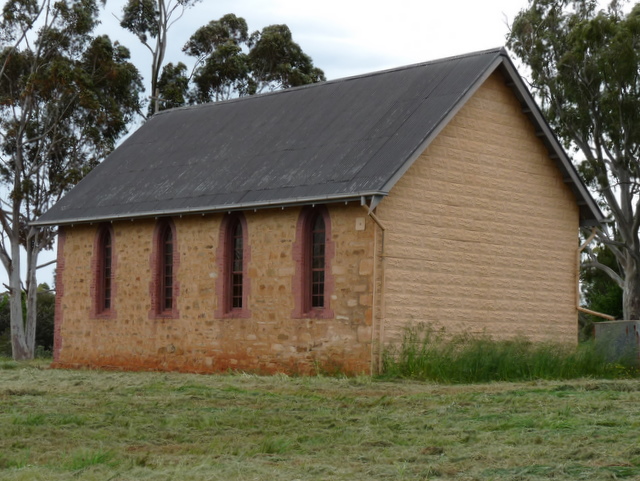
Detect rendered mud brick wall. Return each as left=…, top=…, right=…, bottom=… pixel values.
left=53, top=204, right=376, bottom=374
left=376, top=72, right=579, bottom=344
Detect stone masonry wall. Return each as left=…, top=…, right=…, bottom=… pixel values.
left=53, top=203, right=376, bottom=374
left=376, top=71, right=580, bottom=345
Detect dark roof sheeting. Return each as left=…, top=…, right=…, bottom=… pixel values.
left=34, top=48, right=603, bottom=227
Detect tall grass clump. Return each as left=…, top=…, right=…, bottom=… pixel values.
left=381, top=325, right=638, bottom=383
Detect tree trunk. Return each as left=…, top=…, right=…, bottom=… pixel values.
left=623, top=257, right=640, bottom=320
left=25, top=234, right=39, bottom=358
left=9, top=238, right=33, bottom=360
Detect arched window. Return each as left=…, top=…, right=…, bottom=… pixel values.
left=229, top=217, right=244, bottom=309
left=292, top=206, right=334, bottom=318
left=160, top=224, right=174, bottom=312
left=309, top=212, right=326, bottom=309
left=216, top=213, right=250, bottom=317
left=100, top=228, right=113, bottom=311
left=93, top=224, right=115, bottom=316
left=150, top=219, right=179, bottom=317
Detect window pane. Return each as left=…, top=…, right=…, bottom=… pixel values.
left=101, top=230, right=112, bottom=312
left=312, top=270, right=324, bottom=285
left=313, top=215, right=324, bottom=231
left=160, top=225, right=174, bottom=312
left=309, top=213, right=325, bottom=309
left=229, top=218, right=244, bottom=311
left=312, top=294, right=324, bottom=308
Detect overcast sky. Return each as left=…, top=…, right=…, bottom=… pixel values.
left=96, top=0, right=530, bottom=84
left=33, top=0, right=531, bottom=287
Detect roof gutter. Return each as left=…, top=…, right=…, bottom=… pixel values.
left=31, top=191, right=388, bottom=227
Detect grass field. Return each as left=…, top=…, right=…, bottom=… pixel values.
left=2, top=360, right=640, bottom=480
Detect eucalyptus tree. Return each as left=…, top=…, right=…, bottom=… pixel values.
left=508, top=0, right=640, bottom=319
left=183, top=13, right=251, bottom=102
left=0, top=0, right=142, bottom=359
left=247, top=23, right=326, bottom=94
left=156, top=61, right=190, bottom=109
left=581, top=244, right=624, bottom=325
left=119, top=0, right=201, bottom=115
left=184, top=14, right=325, bottom=103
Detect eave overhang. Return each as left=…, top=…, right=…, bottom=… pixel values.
left=30, top=191, right=386, bottom=226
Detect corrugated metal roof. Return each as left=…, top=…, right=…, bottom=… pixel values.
left=34, top=47, right=603, bottom=227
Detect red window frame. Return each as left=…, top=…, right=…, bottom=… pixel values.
left=229, top=217, right=244, bottom=310
left=150, top=219, right=179, bottom=318
left=292, top=206, right=334, bottom=318
left=216, top=213, right=250, bottom=318
left=309, top=212, right=326, bottom=309
left=160, top=224, right=174, bottom=312
left=100, top=228, right=113, bottom=311
left=92, top=224, right=116, bottom=317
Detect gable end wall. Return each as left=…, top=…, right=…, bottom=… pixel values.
left=377, top=71, right=579, bottom=344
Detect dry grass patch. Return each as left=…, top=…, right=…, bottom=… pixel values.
left=1, top=361, right=640, bottom=480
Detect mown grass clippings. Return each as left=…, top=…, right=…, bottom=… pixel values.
left=0, top=361, right=18, bottom=370
left=63, top=449, right=117, bottom=471
left=2, top=365, right=640, bottom=480
left=381, top=325, right=640, bottom=383
left=11, top=413, right=47, bottom=426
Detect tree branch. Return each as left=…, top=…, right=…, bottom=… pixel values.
left=582, top=259, right=625, bottom=288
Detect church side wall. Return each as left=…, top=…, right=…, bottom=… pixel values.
left=376, top=72, right=580, bottom=345
left=53, top=204, right=376, bottom=374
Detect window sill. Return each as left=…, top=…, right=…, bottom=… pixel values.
left=91, top=308, right=116, bottom=320
left=294, top=307, right=334, bottom=320
left=219, top=308, right=251, bottom=319
left=150, top=308, right=180, bottom=320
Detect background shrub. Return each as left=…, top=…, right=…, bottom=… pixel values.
left=0, top=284, right=55, bottom=358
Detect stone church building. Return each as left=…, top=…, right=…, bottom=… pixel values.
left=35, top=48, right=602, bottom=374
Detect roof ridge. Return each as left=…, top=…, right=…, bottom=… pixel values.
left=153, top=47, right=507, bottom=117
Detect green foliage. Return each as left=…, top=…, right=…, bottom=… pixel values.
left=508, top=1, right=640, bottom=158
left=64, top=449, right=116, bottom=470
left=34, top=287, right=55, bottom=356
left=184, top=13, right=251, bottom=102
left=120, top=4, right=324, bottom=113
left=0, top=0, right=142, bottom=359
left=183, top=14, right=325, bottom=104
left=381, top=325, right=637, bottom=383
left=156, top=61, right=189, bottom=110
left=248, top=24, right=326, bottom=93
left=580, top=243, right=623, bottom=338
left=120, top=0, right=159, bottom=40
left=120, top=0, right=202, bottom=115
left=120, top=0, right=202, bottom=43
left=0, top=285, right=55, bottom=357
left=507, top=1, right=640, bottom=319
